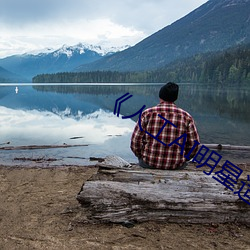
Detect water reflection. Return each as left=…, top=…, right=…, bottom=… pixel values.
left=0, top=105, right=136, bottom=166
left=32, top=83, right=250, bottom=145
left=0, top=83, right=250, bottom=166
left=0, top=107, right=134, bottom=145
left=33, top=83, right=250, bottom=123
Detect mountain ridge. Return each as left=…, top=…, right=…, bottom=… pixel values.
left=0, top=65, right=27, bottom=83
left=32, top=42, right=250, bottom=85
left=75, top=0, right=250, bottom=72
left=0, top=43, right=130, bottom=81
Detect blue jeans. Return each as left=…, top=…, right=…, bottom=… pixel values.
left=138, top=158, right=188, bottom=170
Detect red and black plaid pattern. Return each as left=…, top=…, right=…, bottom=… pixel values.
left=131, top=102, right=200, bottom=169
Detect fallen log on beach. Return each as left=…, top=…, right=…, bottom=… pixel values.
left=203, top=144, right=250, bottom=151
left=0, top=144, right=89, bottom=151
left=77, top=157, right=250, bottom=225
left=14, top=157, right=58, bottom=162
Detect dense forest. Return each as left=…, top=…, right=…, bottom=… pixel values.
left=33, top=43, right=250, bottom=85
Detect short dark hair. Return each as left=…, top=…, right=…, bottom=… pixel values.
left=159, top=82, right=179, bottom=102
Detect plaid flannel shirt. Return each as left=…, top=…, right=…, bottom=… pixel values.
left=131, top=101, right=200, bottom=169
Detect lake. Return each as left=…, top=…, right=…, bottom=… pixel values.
left=0, top=83, right=249, bottom=167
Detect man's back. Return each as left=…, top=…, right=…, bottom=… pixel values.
left=130, top=82, right=200, bottom=170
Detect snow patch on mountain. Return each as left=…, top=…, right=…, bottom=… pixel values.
left=26, top=43, right=130, bottom=59
left=53, top=43, right=130, bottom=58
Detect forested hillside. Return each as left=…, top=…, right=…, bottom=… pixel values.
left=151, top=43, right=250, bottom=84
left=33, top=43, right=250, bottom=85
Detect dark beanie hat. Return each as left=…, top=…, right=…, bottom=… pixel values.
left=159, top=82, right=179, bottom=102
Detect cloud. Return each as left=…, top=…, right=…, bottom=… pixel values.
left=0, top=0, right=207, bottom=31
left=0, top=0, right=208, bottom=57
left=0, top=17, right=145, bottom=57
left=0, top=0, right=71, bottom=25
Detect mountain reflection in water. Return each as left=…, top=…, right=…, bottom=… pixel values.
left=0, top=83, right=249, bottom=166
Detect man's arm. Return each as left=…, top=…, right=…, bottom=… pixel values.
left=185, top=118, right=200, bottom=158
left=130, top=119, right=145, bottom=158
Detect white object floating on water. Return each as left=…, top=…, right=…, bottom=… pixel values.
left=15, top=86, right=18, bottom=94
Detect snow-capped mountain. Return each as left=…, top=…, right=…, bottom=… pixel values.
left=29, top=43, right=130, bottom=58
left=51, top=43, right=130, bottom=58
left=0, top=43, right=130, bottom=81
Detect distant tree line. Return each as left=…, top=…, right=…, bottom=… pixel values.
left=33, top=71, right=151, bottom=83
left=33, top=43, right=250, bottom=85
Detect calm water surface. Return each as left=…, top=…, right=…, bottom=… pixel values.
left=0, top=83, right=249, bottom=166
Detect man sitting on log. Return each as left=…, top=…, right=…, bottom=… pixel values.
left=130, top=82, right=200, bottom=170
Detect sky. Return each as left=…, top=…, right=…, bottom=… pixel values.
left=0, top=0, right=208, bottom=58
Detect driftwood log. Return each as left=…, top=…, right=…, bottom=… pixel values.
left=203, top=144, right=250, bottom=151
left=77, top=157, right=250, bottom=225
left=0, top=144, right=88, bottom=151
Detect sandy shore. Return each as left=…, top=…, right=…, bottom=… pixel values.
left=0, top=164, right=250, bottom=250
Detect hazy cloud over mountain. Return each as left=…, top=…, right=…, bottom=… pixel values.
left=0, top=0, right=207, bottom=57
